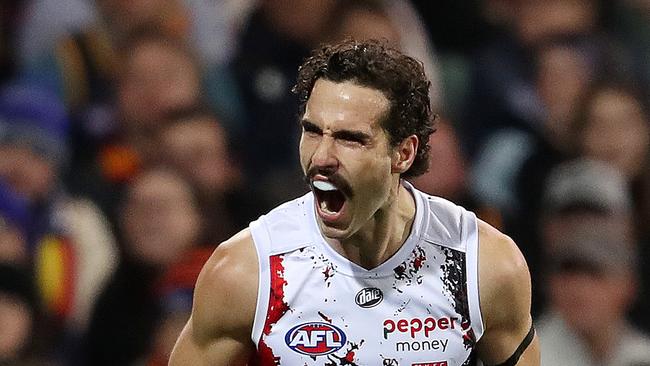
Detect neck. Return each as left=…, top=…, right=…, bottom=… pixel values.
left=332, top=181, right=416, bottom=269
left=581, top=323, right=622, bottom=363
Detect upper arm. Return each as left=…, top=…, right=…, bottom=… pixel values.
left=169, top=229, right=259, bottom=365
left=475, top=221, right=540, bottom=365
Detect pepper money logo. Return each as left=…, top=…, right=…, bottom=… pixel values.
left=355, top=287, right=383, bottom=308
left=285, top=322, right=347, bottom=356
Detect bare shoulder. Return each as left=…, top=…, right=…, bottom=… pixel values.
left=476, top=220, right=538, bottom=365
left=476, top=220, right=530, bottom=306
left=192, top=228, right=259, bottom=345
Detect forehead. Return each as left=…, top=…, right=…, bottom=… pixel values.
left=304, top=79, right=390, bottom=131
left=164, top=118, right=223, bottom=141
left=130, top=170, right=191, bottom=201
left=126, top=42, right=195, bottom=76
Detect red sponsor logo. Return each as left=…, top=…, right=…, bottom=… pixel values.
left=383, top=316, right=458, bottom=339
left=412, top=362, right=448, bottom=366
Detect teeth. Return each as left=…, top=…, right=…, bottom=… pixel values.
left=313, top=180, right=337, bottom=191
left=320, top=200, right=334, bottom=214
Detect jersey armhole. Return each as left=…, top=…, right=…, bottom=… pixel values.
left=250, top=218, right=271, bottom=348
left=464, top=210, right=485, bottom=342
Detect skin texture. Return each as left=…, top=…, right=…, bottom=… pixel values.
left=122, top=169, right=200, bottom=267
left=169, top=80, right=539, bottom=365
left=0, top=145, right=56, bottom=203
left=158, top=116, right=236, bottom=199
left=299, top=80, right=417, bottom=267
left=580, top=88, right=649, bottom=179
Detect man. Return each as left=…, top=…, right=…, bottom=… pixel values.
left=0, top=82, right=118, bottom=363
left=536, top=159, right=650, bottom=365
left=170, top=39, right=539, bottom=365
left=156, top=106, right=258, bottom=245
left=538, top=220, right=650, bottom=366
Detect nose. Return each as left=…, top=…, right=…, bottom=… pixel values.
left=311, top=135, right=339, bottom=172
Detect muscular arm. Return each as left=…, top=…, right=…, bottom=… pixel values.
left=476, top=221, right=540, bottom=366
left=169, top=229, right=259, bottom=365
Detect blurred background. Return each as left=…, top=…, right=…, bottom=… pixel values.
left=0, top=0, right=648, bottom=365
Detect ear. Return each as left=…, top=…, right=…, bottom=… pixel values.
left=391, top=135, right=419, bottom=174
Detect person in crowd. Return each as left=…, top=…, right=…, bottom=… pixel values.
left=21, top=0, right=192, bottom=204
left=156, top=106, right=260, bottom=245
left=82, top=166, right=202, bottom=365
left=536, top=158, right=650, bottom=337
left=461, top=0, right=602, bottom=158
left=538, top=222, right=650, bottom=365
left=571, top=81, right=650, bottom=330
left=0, top=83, right=118, bottom=362
left=469, top=36, right=606, bottom=311
left=574, top=80, right=650, bottom=235
left=66, top=27, right=204, bottom=225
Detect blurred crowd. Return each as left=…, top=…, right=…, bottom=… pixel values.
left=0, top=0, right=648, bottom=365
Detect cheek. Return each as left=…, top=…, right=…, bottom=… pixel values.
left=350, top=154, right=394, bottom=199
left=0, top=298, right=32, bottom=356
left=298, top=137, right=315, bottom=171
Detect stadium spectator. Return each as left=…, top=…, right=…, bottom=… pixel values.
left=0, top=83, right=118, bottom=362
left=82, top=167, right=201, bottom=365
left=537, top=213, right=650, bottom=365
left=537, top=159, right=649, bottom=335
left=574, top=80, right=650, bottom=234
left=156, top=106, right=260, bottom=245
left=66, top=28, right=204, bottom=226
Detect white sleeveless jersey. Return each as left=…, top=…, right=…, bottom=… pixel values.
left=249, top=182, right=484, bottom=366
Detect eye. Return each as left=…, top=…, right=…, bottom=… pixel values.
left=342, top=135, right=364, bottom=144
left=335, top=131, right=369, bottom=146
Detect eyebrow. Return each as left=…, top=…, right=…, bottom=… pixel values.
left=301, top=119, right=372, bottom=144
left=301, top=120, right=322, bottom=134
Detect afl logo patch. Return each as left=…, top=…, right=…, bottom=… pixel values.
left=285, top=322, right=347, bottom=356
left=355, top=287, right=383, bottom=308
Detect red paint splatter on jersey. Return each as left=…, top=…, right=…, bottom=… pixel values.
left=410, top=246, right=427, bottom=274
left=460, top=319, right=476, bottom=349
left=394, top=246, right=427, bottom=286
left=326, top=340, right=364, bottom=365
left=250, top=342, right=280, bottom=366
left=323, top=264, right=334, bottom=281
left=254, top=254, right=290, bottom=365
left=413, top=253, right=424, bottom=271
left=345, top=351, right=355, bottom=362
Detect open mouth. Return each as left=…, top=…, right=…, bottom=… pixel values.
left=312, top=180, right=346, bottom=216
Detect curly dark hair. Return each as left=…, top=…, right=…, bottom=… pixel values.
left=292, top=38, right=436, bottom=178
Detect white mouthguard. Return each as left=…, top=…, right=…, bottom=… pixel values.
left=313, top=180, right=338, bottom=191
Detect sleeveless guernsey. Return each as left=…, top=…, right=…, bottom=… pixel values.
left=249, top=182, right=484, bottom=366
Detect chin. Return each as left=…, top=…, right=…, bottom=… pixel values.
left=317, top=220, right=352, bottom=241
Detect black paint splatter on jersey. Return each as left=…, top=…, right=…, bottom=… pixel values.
left=440, top=247, right=476, bottom=350
left=381, top=355, right=399, bottom=365
left=394, top=299, right=411, bottom=316
left=393, top=245, right=427, bottom=289
left=315, top=253, right=337, bottom=287
left=461, top=350, right=479, bottom=365
left=325, top=341, right=364, bottom=366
